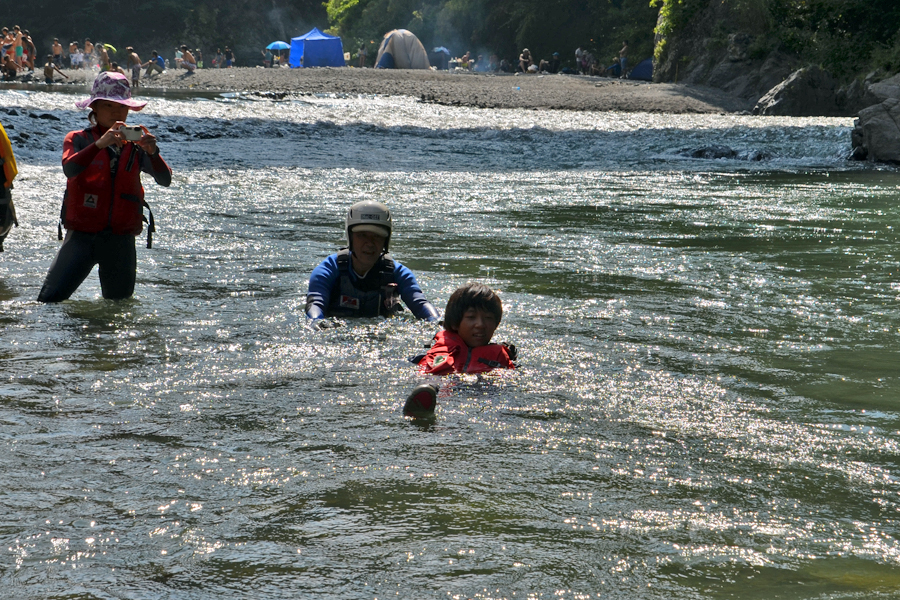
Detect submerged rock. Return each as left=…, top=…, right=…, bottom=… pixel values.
left=678, top=146, right=771, bottom=161
left=681, top=145, right=737, bottom=159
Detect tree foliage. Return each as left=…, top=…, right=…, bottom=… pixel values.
left=6, top=0, right=900, bottom=79
left=653, top=0, right=900, bottom=82
left=329, top=0, right=662, bottom=68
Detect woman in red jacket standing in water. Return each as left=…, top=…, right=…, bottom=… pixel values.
left=38, top=72, right=172, bottom=302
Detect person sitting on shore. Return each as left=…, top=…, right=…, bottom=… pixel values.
left=539, top=52, right=561, bottom=74
left=403, top=282, right=517, bottom=416
left=2, top=55, right=20, bottom=81
left=180, top=46, right=197, bottom=73
left=142, top=51, right=165, bottom=77
left=518, top=48, right=533, bottom=73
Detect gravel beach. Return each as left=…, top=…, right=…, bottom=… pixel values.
left=20, top=66, right=755, bottom=114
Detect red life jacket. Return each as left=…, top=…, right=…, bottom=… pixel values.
left=417, top=330, right=514, bottom=375
left=63, top=128, right=146, bottom=236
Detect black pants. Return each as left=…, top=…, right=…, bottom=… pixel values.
left=38, top=230, right=137, bottom=302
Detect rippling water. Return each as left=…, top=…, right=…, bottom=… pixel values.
left=1, top=88, right=899, bottom=599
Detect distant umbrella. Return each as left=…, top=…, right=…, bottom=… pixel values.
left=433, top=47, right=450, bottom=54
left=266, top=41, right=290, bottom=50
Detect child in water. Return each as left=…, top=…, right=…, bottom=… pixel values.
left=403, top=282, right=517, bottom=416
left=43, top=55, right=66, bottom=84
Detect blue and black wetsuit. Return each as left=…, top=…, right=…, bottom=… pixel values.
left=305, top=249, right=439, bottom=321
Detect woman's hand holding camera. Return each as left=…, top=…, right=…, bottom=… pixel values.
left=96, top=122, right=158, bottom=155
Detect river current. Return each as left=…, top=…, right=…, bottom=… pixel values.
left=1, top=88, right=899, bottom=599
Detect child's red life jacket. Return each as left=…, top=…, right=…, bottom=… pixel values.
left=62, top=128, right=146, bottom=236
left=417, top=330, right=515, bottom=375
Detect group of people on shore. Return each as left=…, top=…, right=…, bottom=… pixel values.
left=1, top=30, right=237, bottom=86
left=573, top=41, right=629, bottom=78
left=2, top=25, right=36, bottom=80
left=447, top=40, right=631, bottom=78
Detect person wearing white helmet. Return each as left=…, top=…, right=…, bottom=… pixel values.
left=305, top=200, right=439, bottom=328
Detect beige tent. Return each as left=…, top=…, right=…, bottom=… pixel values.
left=375, top=29, right=430, bottom=69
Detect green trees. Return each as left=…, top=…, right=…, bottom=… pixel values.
left=326, top=0, right=660, bottom=68
left=8, top=0, right=900, bottom=79
left=769, top=0, right=900, bottom=76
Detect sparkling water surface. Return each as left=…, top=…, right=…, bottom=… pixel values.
left=1, top=89, right=899, bottom=599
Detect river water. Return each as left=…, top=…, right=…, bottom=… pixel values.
left=1, top=88, right=899, bottom=599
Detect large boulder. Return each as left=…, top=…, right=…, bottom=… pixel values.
left=753, top=66, right=843, bottom=116
left=869, top=73, right=900, bottom=102
left=850, top=98, right=900, bottom=163
left=836, top=77, right=881, bottom=115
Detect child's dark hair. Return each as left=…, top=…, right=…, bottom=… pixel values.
left=443, top=282, right=502, bottom=332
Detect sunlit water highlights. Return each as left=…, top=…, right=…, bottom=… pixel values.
left=1, top=88, right=899, bottom=599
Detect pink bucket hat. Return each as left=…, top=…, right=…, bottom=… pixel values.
left=75, top=72, right=147, bottom=110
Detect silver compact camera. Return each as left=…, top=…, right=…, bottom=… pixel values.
left=120, top=126, right=143, bottom=141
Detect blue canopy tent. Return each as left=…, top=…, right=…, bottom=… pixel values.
left=289, top=28, right=345, bottom=68
left=629, top=58, right=653, bottom=81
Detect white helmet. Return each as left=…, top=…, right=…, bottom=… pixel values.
left=346, top=200, right=392, bottom=249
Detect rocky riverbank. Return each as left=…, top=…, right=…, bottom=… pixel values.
left=19, top=66, right=755, bottom=114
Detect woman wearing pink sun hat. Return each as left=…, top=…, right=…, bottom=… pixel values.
left=38, top=72, right=172, bottom=302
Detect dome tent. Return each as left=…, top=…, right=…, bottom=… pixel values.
left=629, top=58, right=653, bottom=81
left=289, top=28, right=345, bottom=68
left=375, top=29, right=430, bottom=69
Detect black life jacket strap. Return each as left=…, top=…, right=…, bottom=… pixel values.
left=477, top=357, right=504, bottom=369
left=336, top=247, right=351, bottom=273
left=57, top=193, right=66, bottom=241
left=143, top=200, right=155, bottom=249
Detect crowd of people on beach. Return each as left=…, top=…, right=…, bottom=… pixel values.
left=441, top=40, right=631, bottom=78
left=4, top=20, right=634, bottom=85
left=1, top=24, right=237, bottom=86
left=1, top=25, right=36, bottom=80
